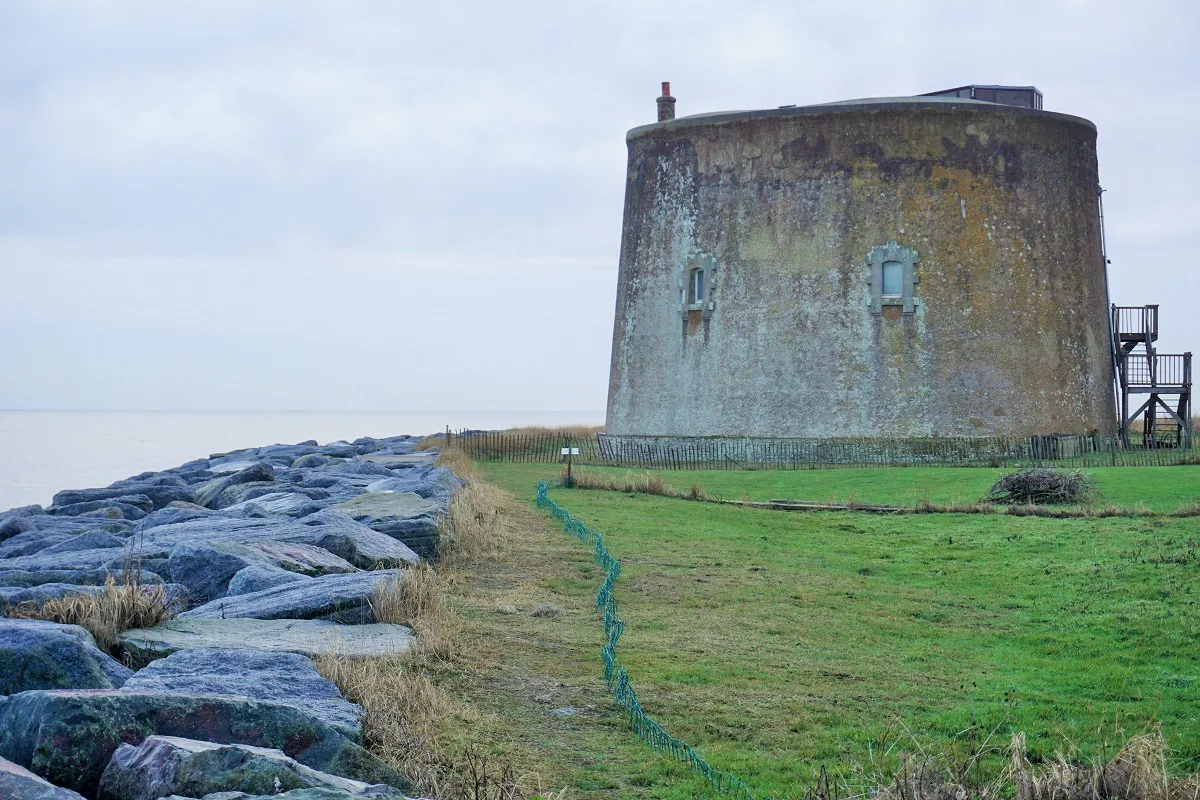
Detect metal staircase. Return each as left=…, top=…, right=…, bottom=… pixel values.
left=1112, top=304, right=1192, bottom=447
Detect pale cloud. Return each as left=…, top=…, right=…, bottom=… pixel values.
left=0, top=0, right=1196, bottom=412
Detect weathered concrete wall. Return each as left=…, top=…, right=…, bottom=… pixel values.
left=605, top=98, right=1116, bottom=438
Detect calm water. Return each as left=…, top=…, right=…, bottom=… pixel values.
left=0, top=410, right=600, bottom=510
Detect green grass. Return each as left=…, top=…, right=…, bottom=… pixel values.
left=477, top=462, right=1200, bottom=798
left=495, top=462, right=1200, bottom=512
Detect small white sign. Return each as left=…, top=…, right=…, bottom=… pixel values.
left=561, top=447, right=581, bottom=455
left=561, top=447, right=570, bottom=455
left=571, top=447, right=580, bottom=455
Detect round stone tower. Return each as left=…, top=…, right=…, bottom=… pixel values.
left=605, top=93, right=1117, bottom=438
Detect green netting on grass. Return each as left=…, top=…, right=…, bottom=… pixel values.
left=536, top=480, right=757, bottom=799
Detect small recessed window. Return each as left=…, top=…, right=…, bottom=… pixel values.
left=881, top=261, right=903, bottom=297
left=689, top=267, right=706, bottom=304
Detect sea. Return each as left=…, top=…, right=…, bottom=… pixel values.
left=0, top=410, right=601, bottom=510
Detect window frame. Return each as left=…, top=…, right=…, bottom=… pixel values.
left=867, top=241, right=919, bottom=315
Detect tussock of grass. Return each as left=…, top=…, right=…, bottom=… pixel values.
left=370, top=565, right=458, bottom=665
left=437, top=480, right=509, bottom=564
left=566, top=468, right=705, bottom=500
left=313, top=653, right=472, bottom=795
left=1009, top=730, right=1199, bottom=800
left=437, top=445, right=480, bottom=480
left=6, top=576, right=175, bottom=654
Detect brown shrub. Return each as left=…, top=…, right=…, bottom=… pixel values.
left=6, top=577, right=175, bottom=654
left=437, top=480, right=508, bottom=566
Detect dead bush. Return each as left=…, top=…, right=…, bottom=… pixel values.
left=6, top=577, right=175, bottom=654
left=437, top=445, right=480, bottom=481
left=987, top=468, right=1093, bottom=505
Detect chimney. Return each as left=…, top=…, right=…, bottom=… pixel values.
left=657, top=81, right=676, bottom=122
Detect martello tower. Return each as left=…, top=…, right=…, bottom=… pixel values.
left=605, top=85, right=1118, bottom=438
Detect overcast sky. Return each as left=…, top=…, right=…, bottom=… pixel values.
left=1, top=0, right=1196, bottom=416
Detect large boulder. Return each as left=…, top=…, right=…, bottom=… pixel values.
left=227, top=565, right=308, bottom=595
left=0, top=755, right=86, bottom=799
left=120, top=649, right=363, bottom=739
left=167, top=540, right=358, bottom=604
left=97, top=736, right=405, bottom=800
left=0, top=619, right=132, bottom=693
left=141, top=512, right=419, bottom=569
left=179, top=570, right=403, bottom=624
left=35, top=529, right=128, bottom=555
left=0, top=531, right=74, bottom=558
left=50, top=494, right=154, bottom=518
left=52, top=477, right=196, bottom=511
left=332, top=494, right=441, bottom=559
left=0, top=568, right=163, bottom=588
left=0, top=690, right=410, bottom=796
left=222, top=492, right=324, bottom=518
left=193, top=464, right=276, bottom=509
left=0, top=546, right=156, bottom=572
left=117, top=619, right=414, bottom=662
left=1, top=582, right=107, bottom=607
left=0, top=514, right=38, bottom=543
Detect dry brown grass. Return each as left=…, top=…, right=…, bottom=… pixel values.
left=1009, top=731, right=1200, bottom=800
left=437, top=445, right=481, bottom=481
left=370, top=565, right=459, bottom=665
left=861, top=728, right=1200, bottom=800
left=500, top=424, right=603, bottom=437
left=437, top=479, right=509, bottom=565
left=5, top=576, right=175, bottom=654
left=566, top=468, right=703, bottom=500
left=318, top=466, right=555, bottom=799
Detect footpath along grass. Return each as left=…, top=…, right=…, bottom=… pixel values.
left=485, top=462, right=1200, bottom=512
left=479, top=461, right=1200, bottom=796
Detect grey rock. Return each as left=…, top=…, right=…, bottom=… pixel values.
left=168, top=543, right=261, bottom=604
left=0, top=531, right=74, bottom=558
left=0, top=755, right=87, bottom=799
left=121, top=649, right=364, bottom=739
left=0, top=618, right=132, bottom=692
left=0, top=690, right=410, bottom=796
left=227, top=565, right=309, bottom=595
left=0, top=546, right=139, bottom=572
left=167, top=539, right=358, bottom=604
left=136, top=503, right=219, bottom=532
left=194, top=464, right=276, bottom=508
left=532, top=604, right=562, bottom=618
left=98, top=736, right=406, bottom=800
left=117, top=619, right=414, bottom=662
left=293, top=454, right=336, bottom=469
left=52, top=478, right=196, bottom=511
left=223, top=492, right=324, bottom=518
left=1, top=582, right=107, bottom=607
left=332, top=494, right=441, bottom=559
left=141, top=511, right=419, bottom=569
left=26, top=515, right=133, bottom=535
left=0, top=514, right=37, bottom=542
left=0, top=568, right=162, bottom=588
left=321, top=461, right=396, bottom=479
left=36, top=529, right=128, bottom=555
left=180, top=570, right=403, bottom=623
left=51, top=494, right=154, bottom=518
left=357, top=454, right=436, bottom=468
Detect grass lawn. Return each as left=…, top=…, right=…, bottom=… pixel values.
left=469, top=461, right=1200, bottom=798
left=484, top=462, right=1200, bottom=512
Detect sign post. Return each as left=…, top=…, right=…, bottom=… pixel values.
left=560, top=446, right=580, bottom=487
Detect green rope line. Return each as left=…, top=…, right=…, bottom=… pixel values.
left=536, top=480, right=757, bottom=799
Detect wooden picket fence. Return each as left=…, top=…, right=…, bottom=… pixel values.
left=447, top=429, right=1199, bottom=470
